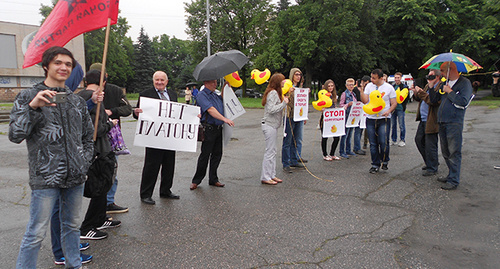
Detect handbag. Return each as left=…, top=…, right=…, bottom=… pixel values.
left=107, top=124, right=130, bottom=155
left=84, top=151, right=117, bottom=198
left=197, top=124, right=205, bottom=142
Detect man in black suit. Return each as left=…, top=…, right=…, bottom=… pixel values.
left=133, top=71, right=179, bottom=204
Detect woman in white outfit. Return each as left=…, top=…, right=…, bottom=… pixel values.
left=260, top=73, right=290, bottom=185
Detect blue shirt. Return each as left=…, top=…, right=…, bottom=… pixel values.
left=197, top=88, right=224, bottom=126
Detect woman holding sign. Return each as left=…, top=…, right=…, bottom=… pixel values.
left=260, top=73, right=289, bottom=185
left=319, top=80, right=340, bottom=161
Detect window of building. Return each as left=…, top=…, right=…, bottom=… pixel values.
left=0, top=34, right=18, bottom=68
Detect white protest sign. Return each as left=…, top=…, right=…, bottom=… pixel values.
left=346, top=101, right=364, bottom=128
left=134, top=97, right=201, bottom=152
left=359, top=111, right=367, bottom=129
left=322, top=108, right=345, bottom=138
left=223, top=84, right=246, bottom=121
left=293, top=88, right=309, bottom=121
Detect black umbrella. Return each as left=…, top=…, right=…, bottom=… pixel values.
left=193, top=50, right=249, bottom=81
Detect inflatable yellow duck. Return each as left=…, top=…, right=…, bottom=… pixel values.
left=251, top=68, right=271, bottom=85
left=312, top=89, right=332, bottom=111
left=282, top=79, right=293, bottom=95
left=331, top=125, right=337, bottom=133
left=395, top=87, right=408, bottom=104
left=224, top=71, right=243, bottom=88
left=363, top=90, right=385, bottom=115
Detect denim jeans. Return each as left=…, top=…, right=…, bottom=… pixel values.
left=17, top=184, right=84, bottom=269
left=366, top=118, right=391, bottom=167
left=414, top=121, right=439, bottom=173
left=391, top=110, right=406, bottom=142
left=282, top=118, right=303, bottom=167
left=339, top=127, right=354, bottom=155
left=353, top=127, right=362, bottom=152
left=50, top=198, right=64, bottom=260
left=106, top=155, right=119, bottom=205
left=439, top=122, right=463, bottom=186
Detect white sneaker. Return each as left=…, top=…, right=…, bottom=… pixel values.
left=398, top=141, right=406, bottom=147
left=390, top=141, right=396, bottom=146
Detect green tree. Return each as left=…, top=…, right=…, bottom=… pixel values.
left=153, top=34, right=194, bottom=90
left=129, top=27, right=157, bottom=93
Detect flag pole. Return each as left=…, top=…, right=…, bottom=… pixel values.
left=93, top=17, right=112, bottom=141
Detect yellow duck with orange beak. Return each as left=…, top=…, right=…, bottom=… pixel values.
left=312, top=89, right=333, bottom=111
left=251, top=68, right=271, bottom=85
left=224, top=71, right=243, bottom=88
left=282, top=79, right=293, bottom=96
left=363, top=90, right=385, bottom=115
left=395, top=87, right=408, bottom=104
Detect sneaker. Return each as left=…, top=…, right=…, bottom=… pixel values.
left=291, top=163, right=305, bottom=168
left=369, top=167, right=379, bottom=174
left=347, top=152, right=357, bottom=156
left=398, top=141, right=406, bottom=147
left=390, top=141, right=396, bottom=146
left=299, top=158, right=308, bottom=163
left=283, top=166, right=293, bottom=173
left=323, top=155, right=333, bottom=161
left=354, top=150, right=366, bottom=155
left=106, top=214, right=113, bottom=221
left=54, top=254, right=93, bottom=265
left=97, top=220, right=121, bottom=230
left=80, top=229, right=108, bottom=240
left=422, top=171, right=437, bottom=177
left=381, top=163, right=388, bottom=170
left=441, top=182, right=458, bottom=190
left=494, top=165, right=500, bottom=170
left=437, top=176, right=448, bottom=183
left=80, top=242, right=90, bottom=251
left=106, top=203, right=129, bottom=214
left=340, top=153, right=349, bottom=159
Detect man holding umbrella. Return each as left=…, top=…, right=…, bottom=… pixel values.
left=189, top=50, right=247, bottom=190
left=436, top=62, right=473, bottom=190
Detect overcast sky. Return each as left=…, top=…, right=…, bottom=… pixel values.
left=0, top=0, right=192, bottom=41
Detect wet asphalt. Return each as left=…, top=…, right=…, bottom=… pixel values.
left=0, top=97, right=498, bottom=268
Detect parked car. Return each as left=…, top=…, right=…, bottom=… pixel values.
left=235, top=89, right=263, bottom=98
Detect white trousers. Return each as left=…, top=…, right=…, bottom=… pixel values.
left=260, top=123, right=278, bottom=181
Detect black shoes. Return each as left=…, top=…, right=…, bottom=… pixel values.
left=381, top=164, right=388, bottom=170
left=141, top=197, right=155, bottom=205
left=106, top=203, right=129, bottom=214
left=441, top=182, right=458, bottom=190
left=299, top=158, right=308, bottom=163
left=354, top=150, right=366, bottom=155
left=437, top=176, right=448, bottom=183
left=291, top=163, right=305, bottom=169
left=369, top=167, right=379, bottom=174
left=160, top=193, right=180, bottom=199
left=283, top=167, right=293, bottom=173
left=422, top=171, right=437, bottom=177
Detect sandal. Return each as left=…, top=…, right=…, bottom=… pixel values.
left=323, top=155, right=333, bottom=161
left=272, top=177, right=283, bottom=183
left=261, top=180, right=277, bottom=185
left=331, top=156, right=341, bottom=160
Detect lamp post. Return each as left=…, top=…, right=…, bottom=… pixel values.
left=206, top=0, right=210, bottom=56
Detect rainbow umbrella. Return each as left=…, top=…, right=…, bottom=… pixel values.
left=419, top=52, right=482, bottom=73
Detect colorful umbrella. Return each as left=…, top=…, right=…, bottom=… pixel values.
left=419, top=52, right=482, bottom=73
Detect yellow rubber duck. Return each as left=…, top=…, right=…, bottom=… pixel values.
left=363, top=90, right=385, bottom=115
left=224, top=71, right=243, bottom=88
left=282, top=79, right=293, bottom=95
left=251, top=68, right=271, bottom=85
left=312, top=89, right=333, bottom=111
left=395, top=87, right=408, bottom=104
left=331, top=125, right=337, bottom=133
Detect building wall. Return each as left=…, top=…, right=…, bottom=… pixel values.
left=0, top=21, right=85, bottom=102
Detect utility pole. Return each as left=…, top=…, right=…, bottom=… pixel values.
left=206, top=0, right=210, bottom=56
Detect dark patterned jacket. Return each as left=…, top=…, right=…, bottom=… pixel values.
left=9, top=83, right=94, bottom=190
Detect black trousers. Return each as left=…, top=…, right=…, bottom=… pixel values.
left=81, top=193, right=107, bottom=233
left=140, top=147, right=176, bottom=199
left=192, top=125, right=223, bottom=185
left=414, top=121, right=439, bottom=173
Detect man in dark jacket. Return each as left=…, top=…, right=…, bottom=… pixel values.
left=133, top=71, right=180, bottom=205
left=413, top=69, right=442, bottom=177
left=89, top=63, right=132, bottom=214
left=435, top=62, right=473, bottom=190
left=9, top=46, right=94, bottom=269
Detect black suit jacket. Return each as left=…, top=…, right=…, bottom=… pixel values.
left=133, top=87, right=178, bottom=119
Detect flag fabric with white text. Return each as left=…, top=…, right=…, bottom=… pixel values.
left=23, top=0, right=119, bottom=68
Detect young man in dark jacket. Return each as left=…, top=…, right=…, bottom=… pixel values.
left=10, top=46, right=94, bottom=269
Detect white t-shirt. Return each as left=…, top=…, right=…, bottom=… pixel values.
left=364, top=82, right=396, bottom=119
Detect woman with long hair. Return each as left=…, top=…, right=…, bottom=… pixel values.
left=319, top=79, right=340, bottom=161
left=260, top=73, right=290, bottom=185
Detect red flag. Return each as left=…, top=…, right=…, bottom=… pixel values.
left=23, top=0, right=120, bottom=68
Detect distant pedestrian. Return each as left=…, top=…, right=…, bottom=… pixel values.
left=390, top=72, right=409, bottom=147
left=339, top=78, right=357, bottom=159
left=185, top=86, right=193, bottom=104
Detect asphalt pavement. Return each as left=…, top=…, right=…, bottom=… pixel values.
left=0, top=99, right=498, bottom=268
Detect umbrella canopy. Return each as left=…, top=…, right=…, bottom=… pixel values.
left=419, top=52, right=482, bottom=73
left=193, top=50, right=249, bottom=81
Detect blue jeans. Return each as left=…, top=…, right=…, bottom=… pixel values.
left=106, top=155, right=119, bottom=205
left=366, top=118, right=391, bottom=167
left=414, top=121, right=439, bottom=173
left=17, top=184, right=84, bottom=269
left=353, top=127, right=362, bottom=152
left=282, top=118, right=303, bottom=167
left=391, top=110, right=406, bottom=142
left=339, top=127, right=354, bottom=155
left=439, top=122, right=463, bottom=186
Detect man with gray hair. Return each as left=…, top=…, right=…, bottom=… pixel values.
left=413, top=69, right=442, bottom=177
left=133, top=71, right=180, bottom=204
